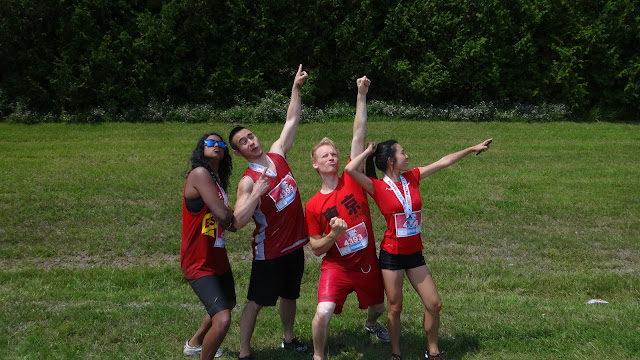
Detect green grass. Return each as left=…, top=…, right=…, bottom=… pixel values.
left=1, top=121, right=639, bottom=359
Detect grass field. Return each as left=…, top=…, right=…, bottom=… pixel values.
left=0, top=121, right=639, bottom=359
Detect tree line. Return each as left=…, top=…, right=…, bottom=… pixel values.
left=1, top=0, right=638, bottom=121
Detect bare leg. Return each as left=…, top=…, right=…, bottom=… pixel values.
left=312, top=302, right=336, bottom=360
left=239, top=301, right=262, bottom=358
left=200, top=309, right=231, bottom=360
left=188, top=314, right=212, bottom=347
left=365, top=302, right=385, bottom=328
left=279, top=297, right=297, bottom=342
left=407, top=265, right=442, bottom=356
left=382, top=269, right=404, bottom=355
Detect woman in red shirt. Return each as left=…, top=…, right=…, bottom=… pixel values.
left=181, top=132, right=268, bottom=359
left=345, top=139, right=491, bottom=360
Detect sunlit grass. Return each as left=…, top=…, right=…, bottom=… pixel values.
left=0, top=121, right=639, bottom=359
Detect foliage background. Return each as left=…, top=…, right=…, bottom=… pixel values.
left=1, top=0, right=639, bottom=121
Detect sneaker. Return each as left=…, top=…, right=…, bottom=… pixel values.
left=389, top=354, right=402, bottom=360
left=281, top=337, right=312, bottom=354
left=238, top=355, right=254, bottom=360
left=183, top=340, right=223, bottom=358
left=424, top=350, right=446, bottom=360
left=365, top=322, right=390, bottom=342
left=183, top=340, right=201, bottom=356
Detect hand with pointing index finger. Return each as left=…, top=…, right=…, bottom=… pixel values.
left=252, top=167, right=271, bottom=197
left=293, top=64, right=308, bottom=89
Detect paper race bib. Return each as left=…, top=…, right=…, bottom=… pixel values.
left=202, top=213, right=226, bottom=248
left=268, top=173, right=297, bottom=211
left=393, top=210, right=422, bottom=237
left=335, top=222, right=369, bottom=256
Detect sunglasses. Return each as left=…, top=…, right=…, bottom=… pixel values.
left=204, top=139, right=227, bottom=149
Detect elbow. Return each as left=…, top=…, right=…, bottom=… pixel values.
left=344, top=166, right=355, bottom=175
left=308, top=241, right=327, bottom=257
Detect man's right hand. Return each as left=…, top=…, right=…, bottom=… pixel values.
left=329, top=217, right=348, bottom=238
left=252, top=168, right=271, bottom=197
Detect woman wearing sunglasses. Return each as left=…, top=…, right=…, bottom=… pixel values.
left=180, top=133, right=269, bottom=359
left=345, top=139, right=491, bottom=360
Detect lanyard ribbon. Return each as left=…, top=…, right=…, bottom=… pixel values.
left=383, top=175, right=413, bottom=219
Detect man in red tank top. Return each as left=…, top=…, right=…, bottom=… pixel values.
left=229, top=65, right=311, bottom=360
left=305, top=77, right=389, bottom=360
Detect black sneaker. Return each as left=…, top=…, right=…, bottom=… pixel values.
left=424, top=350, right=446, bottom=360
left=281, top=337, right=312, bottom=354
left=365, top=322, right=390, bottom=342
left=389, top=354, right=402, bottom=360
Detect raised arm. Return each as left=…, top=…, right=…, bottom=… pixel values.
left=270, top=64, right=309, bottom=156
left=418, top=139, right=492, bottom=180
left=344, top=141, right=376, bottom=194
left=350, top=76, right=371, bottom=172
left=187, top=167, right=234, bottom=229
left=231, top=171, right=270, bottom=230
left=308, top=217, right=348, bottom=256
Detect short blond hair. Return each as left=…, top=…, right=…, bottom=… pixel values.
left=310, top=137, right=338, bottom=163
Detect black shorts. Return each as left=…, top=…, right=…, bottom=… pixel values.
left=378, top=249, right=427, bottom=270
left=188, top=270, right=236, bottom=317
left=247, top=247, right=304, bottom=306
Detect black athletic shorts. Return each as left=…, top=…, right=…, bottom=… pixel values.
left=247, top=247, right=304, bottom=306
left=378, top=249, right=427, bottom=270
left=188, top=270, right=236, bottom=317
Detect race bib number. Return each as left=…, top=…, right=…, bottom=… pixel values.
left=394, top=210, right=422, bottom=237
left=335, top=222, right=369, bottom=256
left=202, top=213, right=225, bottom=248
left=268, top=173, right=297, bottom=211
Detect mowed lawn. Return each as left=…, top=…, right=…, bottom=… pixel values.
left=0, top=121, right=638, bottom=359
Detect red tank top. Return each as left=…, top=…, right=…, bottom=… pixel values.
left=241, top=153, right=308, bottom=260
left=180, top=172, right=230, bottom=279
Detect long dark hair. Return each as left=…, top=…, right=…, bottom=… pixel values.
left=186, top=133, right=233, bottom=191
left=365, top=139, right=398, bottom=179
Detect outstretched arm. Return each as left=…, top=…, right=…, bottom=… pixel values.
left=418, top=139, right=493, bottom=180
left=344, top=141, right=376, bottom=194
left=308, top=217, right=348, bottom=256
left=271, top=64, right=309, bottom=156
left=350, top=76, right=371, bottom=172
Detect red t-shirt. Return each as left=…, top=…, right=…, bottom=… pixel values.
left=370, top=168, right=423, bottom=255
left=305, top=171, right=378, bottom=271
left=180, top=174, right=230, bottom=279
left=241, top=153, right=308, bottom=260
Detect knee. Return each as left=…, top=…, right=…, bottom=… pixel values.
left=387, top=302, right=402, bottom=317
left=314, top=303, right=335, bottom=325
left=426, top=299, right=442, bottom=314
left=371, top=303, right=385, bottom=314
left=213, top=310, right=232, bottom=330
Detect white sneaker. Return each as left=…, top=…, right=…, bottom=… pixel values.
left=183, top=340, right=224, bottom=358
left=183, top=340, right=201, bottom=356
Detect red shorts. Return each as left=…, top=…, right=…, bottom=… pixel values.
left=317, top=265, right=384, bottom=314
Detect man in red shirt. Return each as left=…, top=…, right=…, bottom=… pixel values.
left=305, top=76, right=389, bottom=360
left=229, top=65, right=311, bottom=360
